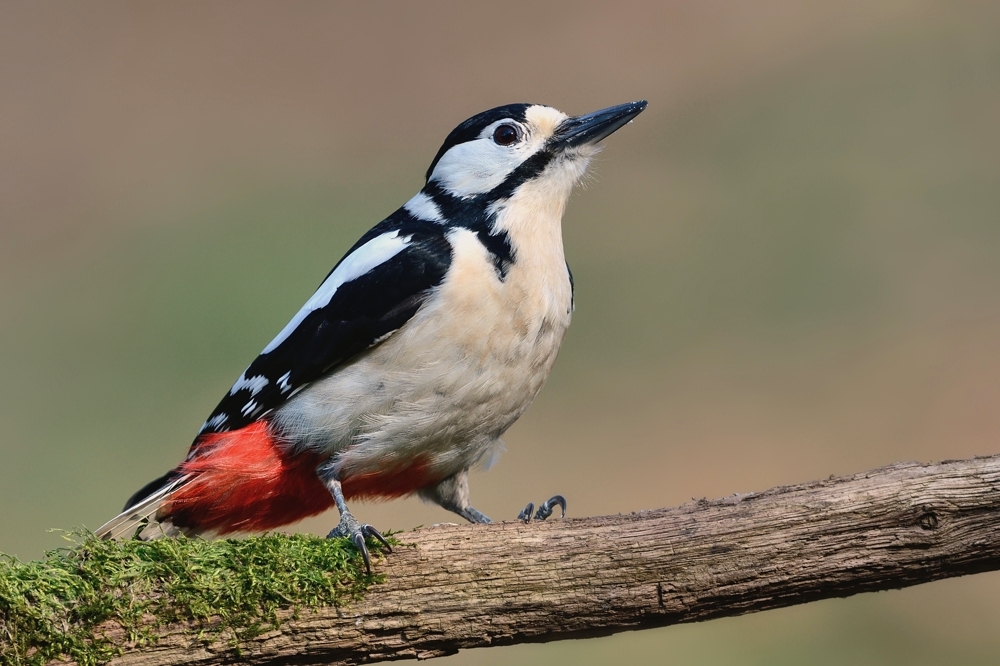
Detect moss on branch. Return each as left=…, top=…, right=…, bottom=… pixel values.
left=0, top=531, right=388, bottom=666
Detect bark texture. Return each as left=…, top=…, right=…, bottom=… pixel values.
left=111, top=455, right=1000, bottom=666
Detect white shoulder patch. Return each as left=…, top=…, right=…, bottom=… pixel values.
left=262, top=231, right=410, bottom=354
left=403, top=192, right=443, bottom=222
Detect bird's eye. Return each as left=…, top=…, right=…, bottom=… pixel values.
left=493, top=124, right=520, bottom=146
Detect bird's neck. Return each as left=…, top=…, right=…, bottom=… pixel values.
left=490, top=176, right=569, bottom=271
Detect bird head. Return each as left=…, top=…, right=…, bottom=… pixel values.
left=424, top=101, right=647, bottom=201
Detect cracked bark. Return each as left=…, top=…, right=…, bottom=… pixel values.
left=108, top=454, right=1000, bottom=666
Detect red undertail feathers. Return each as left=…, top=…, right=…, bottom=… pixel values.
left=163, top=422, right=333, bottom=534
left=160, top=422, right=442, bottom=534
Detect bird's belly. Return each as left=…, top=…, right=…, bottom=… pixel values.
left=272, top=232, right=572, bottom=483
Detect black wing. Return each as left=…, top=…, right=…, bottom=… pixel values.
left=196, top=212, right=453, bottom=439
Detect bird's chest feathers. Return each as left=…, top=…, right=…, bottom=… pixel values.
left=273, top=170, right=576, bottom=471
left=435, top=205, right=572, bottom=366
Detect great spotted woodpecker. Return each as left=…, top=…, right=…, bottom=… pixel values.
left=97, top=100, right=647, bottom=571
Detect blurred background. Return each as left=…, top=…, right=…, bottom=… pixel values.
left=2, top=1, right=1000, bottom=663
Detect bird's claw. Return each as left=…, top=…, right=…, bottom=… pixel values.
left=327, top=512, right=391, bottom=575
left=362, top=523, right=392, bottom=552
left=517, top=495, right=567, bottom=523
left=534, top=495, right=567, bottom=521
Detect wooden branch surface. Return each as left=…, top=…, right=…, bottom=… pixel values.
left=111, top=455, right=1000, bottom=666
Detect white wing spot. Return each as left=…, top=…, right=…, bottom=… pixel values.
left=278, top=371, right=293, bottom=393
left=241, top=400, right=258, bottom=417
left=262, top=231, right=411, bottom=354
left=403, top=192, right=444, bottom=222
left=202, top=413, right=229, bottom=431
left=369, top=330, right=397, bottom=347
left=230, top=372, right=269, bottom=396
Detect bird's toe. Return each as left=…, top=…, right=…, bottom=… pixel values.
left=327, top=512, right=388, bottom=575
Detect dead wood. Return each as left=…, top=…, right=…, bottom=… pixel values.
left=109, top=454, right=1000, bottom=666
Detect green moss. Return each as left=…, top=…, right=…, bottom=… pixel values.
left=0, top=531, right=389, bottom=666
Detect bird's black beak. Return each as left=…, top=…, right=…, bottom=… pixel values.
left=553, top=100, right=648, bottom=150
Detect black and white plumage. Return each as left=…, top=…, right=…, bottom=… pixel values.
left=199, top=222, right=453, bottom=437
left=98, top=100, right=647, bottom=571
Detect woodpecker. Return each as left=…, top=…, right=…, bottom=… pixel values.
left=97, top=100, right=647, bottom=571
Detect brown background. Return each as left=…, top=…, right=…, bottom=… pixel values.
left=2, top=2, right=1000, bottom=663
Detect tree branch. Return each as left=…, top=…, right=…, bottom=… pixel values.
left=113, top=454, right=1000, bottom=666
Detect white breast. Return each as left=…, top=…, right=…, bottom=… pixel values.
left=273, top=191, right=574, bottom=483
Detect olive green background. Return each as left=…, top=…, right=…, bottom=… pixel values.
left=2, top=2, right=1000, bottom=664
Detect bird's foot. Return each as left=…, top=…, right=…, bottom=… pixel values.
left=518, top=495, right=567, bottom=523
left=326, top=511, right=391, bottom=575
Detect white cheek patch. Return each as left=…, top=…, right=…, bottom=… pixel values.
left=431, top=140, right=521, bottom=197
left=262, top=231, right=410, bottom=354
left=429, top=107, right=569, bottom=199
left=403, top=191, right=444, bottom=222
